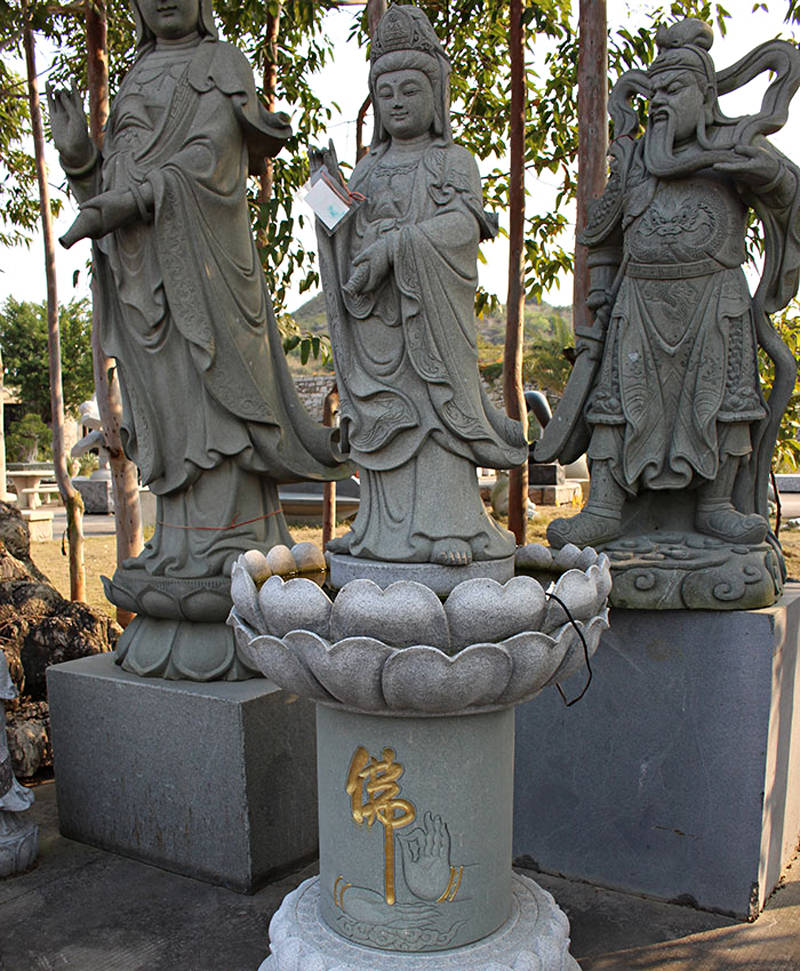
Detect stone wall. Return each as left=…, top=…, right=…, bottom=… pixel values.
left=294, top=373, right=506, bottom=421
left=293, top=375, right=336, bottom=422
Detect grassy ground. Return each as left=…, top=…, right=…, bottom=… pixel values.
left=30, top=507, right=800, bottom=618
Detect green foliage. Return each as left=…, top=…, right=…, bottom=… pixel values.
left=278, top=309, right=333, bottom=370
left=1, top=297, right=95, bottom=420
left=214, top=0, right=338, bottom=310
left=759, top=300, right=800, bottom=472
left=0, top=62, right=39, bottom=247
left=6, top=412, right=52, bottom=462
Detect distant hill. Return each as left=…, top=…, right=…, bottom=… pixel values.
left=289, top=291, right=573, bottom=349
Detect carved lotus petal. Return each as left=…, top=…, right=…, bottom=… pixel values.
left=545, top=610, right=610, bottom=687
left=496, top=630, right=564, bottom=704
left=575, top=546, right=599, bottom=571
left=237, top=632, right=332, bottom=700
left=595, top=554, right=613, bottom=601
left=230, top=558, right=264, bottom=631
left=553, top=543, right=582, bottom=571
left=288, top=630, right=395, bottom=711
left=330, top=579, right=450, bottom=650
left=290, top=541, right=326, bottom=575
left=240, top=549, right=272, bottom=585
left=444, top=576, right=546, bottom=650
left=382, top=644, right=513, bottom=712
left=266, top=544, right=297, bottom=577
left=257, top=576, right=332, bottom=639
left=543, top=568, right=600, bottom=629
left=515, top=543, right=555, bottom=570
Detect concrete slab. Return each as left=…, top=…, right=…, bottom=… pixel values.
left=514, top=585, right=800, bottom=918
left=4, top=782, right=800, bottom=970
left=47, top=653, right=318, bottom=892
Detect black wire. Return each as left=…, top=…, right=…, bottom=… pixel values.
left=545, top=590, right=593, bottom=707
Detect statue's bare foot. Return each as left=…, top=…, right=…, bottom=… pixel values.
left=695, top=505, right=768, bottom=545
left=431, top=539, right=472, bottom=566
left=326, top=531, right=353, bottom=555
left=546, top=509, right=621, bottom=549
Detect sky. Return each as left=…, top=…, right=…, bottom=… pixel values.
left=1, top=0, right=798, bottom=314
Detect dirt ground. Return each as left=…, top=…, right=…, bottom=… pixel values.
left=31, top=507, right=799, bottom=619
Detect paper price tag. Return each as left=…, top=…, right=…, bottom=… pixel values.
left=305, top=178, right=352, bottom=231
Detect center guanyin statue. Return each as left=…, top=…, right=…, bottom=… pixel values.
left=316, top=4, right=527, bottom=581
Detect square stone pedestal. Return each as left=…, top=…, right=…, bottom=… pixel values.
left=21, top=507, right=54, bottom=541
left=47, top=653, right=318, bottom=892
left=513, top=585, right=800, bottom=919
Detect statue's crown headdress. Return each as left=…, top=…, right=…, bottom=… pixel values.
left=370, top=4, right=447, bottom=65
left=650, top=18, right=715, bottom=81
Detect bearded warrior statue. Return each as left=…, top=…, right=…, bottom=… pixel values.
left=536, top=19, right=800, bottom=609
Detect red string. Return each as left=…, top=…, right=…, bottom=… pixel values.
left=156, top=509, right=284, bottom=532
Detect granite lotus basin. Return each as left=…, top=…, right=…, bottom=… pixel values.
left=227, top=548, right=611, bottom=715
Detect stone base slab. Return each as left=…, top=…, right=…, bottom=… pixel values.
left=20, top=508, right=53, bottom=541
left=72, top=477, right=114, bottom=514
left=47, top=653, right=318, bottom=892
left=260, top=873, right=579, bottom=970
left=513, top=585, right=800, bottom=917
left=603, top=533, right=783, bottom=610
left=327, top=553, right=515, bottom=595
left=528, top=483, right=582, bottom=506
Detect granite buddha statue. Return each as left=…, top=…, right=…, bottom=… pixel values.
left=315, top=4, right=527, bottom=574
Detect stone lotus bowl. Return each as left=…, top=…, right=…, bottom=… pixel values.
left=227, top=546, right=611, bottom=715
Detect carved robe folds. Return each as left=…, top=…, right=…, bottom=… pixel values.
left=587, top=169, right=767, bottom=491
left=319, top=144, right=527, bottom=563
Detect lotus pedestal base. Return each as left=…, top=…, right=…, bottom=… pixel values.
left=327, top=552, right=515, bottom=595
left=261, top=872, right=578, bottom=970
left=115, top=616, right=257, bottom=681
left=260, top=703, right=579, bottom=969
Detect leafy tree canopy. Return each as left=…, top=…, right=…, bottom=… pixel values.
left=1, top=296, right=94, bottom=419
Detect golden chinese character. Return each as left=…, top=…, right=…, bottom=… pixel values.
left=346, top=746, right=416, bottom=905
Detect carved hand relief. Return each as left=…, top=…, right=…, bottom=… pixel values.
left=331, top=743, right=468, bottom=951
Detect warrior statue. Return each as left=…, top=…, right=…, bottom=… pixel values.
left=314, top=4, right=527, bottom=579
left=536, top=19, right=800, bottom=609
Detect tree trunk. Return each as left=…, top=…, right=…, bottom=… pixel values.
left=355, top=93, right=371, bottom=163
left=366, top=0, right=387, bottom=38
left=321, top=383, right=339, bottom=549
left=258, top=5, right=282, bottom=225
left=573, top=0, right=608, bottom=334
left=86, top=0, right=143, bottom=624
left=504, top=0, right=528, bottom=546
left=23, top=16, right=86, bottom=601
left=0, top=348, right=7, bottom=499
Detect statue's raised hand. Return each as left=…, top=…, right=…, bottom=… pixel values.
left=713, top=143, right=781, bottom=190
left=47, top=83, right=94, bottom=171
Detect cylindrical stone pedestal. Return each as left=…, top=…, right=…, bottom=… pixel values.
left=316, top=704, right=514, bottom=952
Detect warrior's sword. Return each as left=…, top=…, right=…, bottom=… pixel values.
left=533, top=254, right=630, bottom=465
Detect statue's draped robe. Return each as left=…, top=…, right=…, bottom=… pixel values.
left=78, top=39, right=342, bottom=576
left=585, top=138, right=800, bottom=497
left=318, top=143, right=526, bottom=561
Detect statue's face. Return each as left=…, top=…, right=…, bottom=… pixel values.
left=648, top=68, right=707, bottom=143
left=375, top=69, right=435, bottom=142
left=138, top=0, right=200, bottom=40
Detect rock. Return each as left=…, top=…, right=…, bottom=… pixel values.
left=4, top=700, right=50, bottom=779
left=0, top=503, right=120, bottom=778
